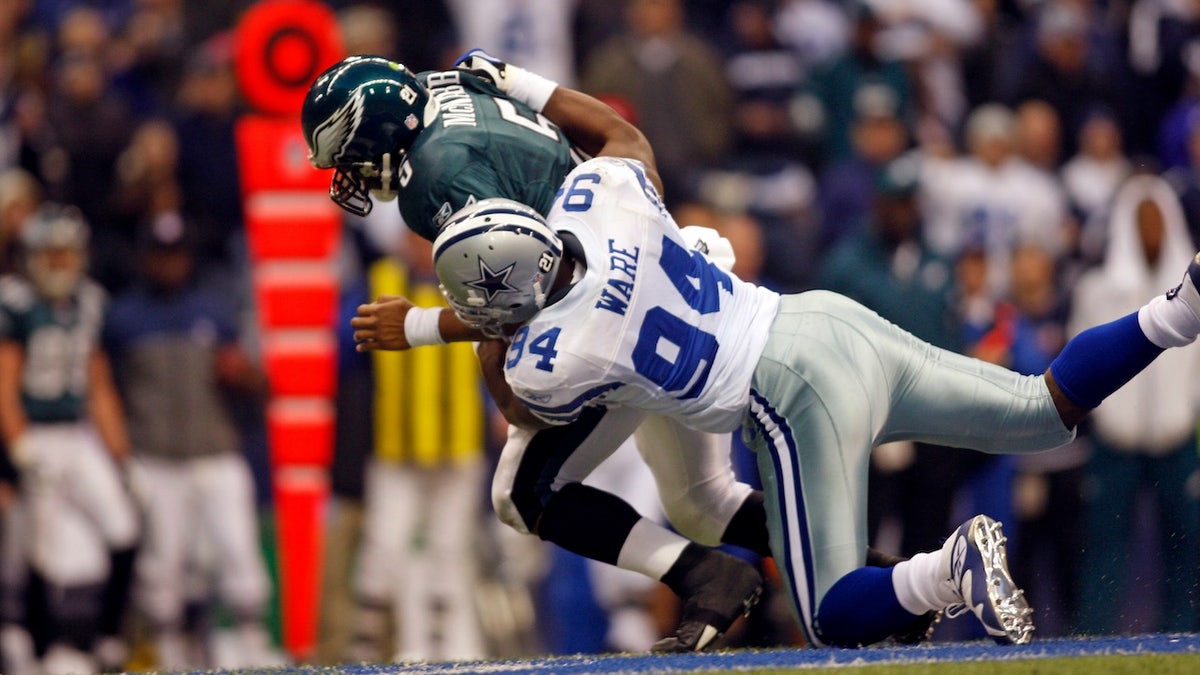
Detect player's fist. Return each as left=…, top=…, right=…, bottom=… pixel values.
left=454, top=48, right=510, bottom=90
left=351, top=294, right=417, bottom=351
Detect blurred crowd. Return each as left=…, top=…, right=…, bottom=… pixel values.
left=1, top=0, right=1200, bottom=672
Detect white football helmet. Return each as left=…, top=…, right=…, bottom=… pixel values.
left=433, top=198, right=563, bottom=338
left=20, top=203, right=89, bottom=301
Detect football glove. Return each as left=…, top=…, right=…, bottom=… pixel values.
left=454, top=48, right=510, bottom=90
left=679, top=225, right=737, bottom=273
left=453, top=48, right=558, bottom=112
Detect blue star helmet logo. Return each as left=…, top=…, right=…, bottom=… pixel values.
left=466, top=257, right=519, bottom=303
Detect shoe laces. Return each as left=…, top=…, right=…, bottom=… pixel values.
left=944, top=603, right=970, bottom=620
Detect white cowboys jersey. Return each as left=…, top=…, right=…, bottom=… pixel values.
left=503, top=157, right=781, bottom=433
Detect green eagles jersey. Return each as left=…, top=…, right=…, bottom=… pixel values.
left=397, top=70, right=582, bottom=241
left=0, top=275, right=107, bottom=422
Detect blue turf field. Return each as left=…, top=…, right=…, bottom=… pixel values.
left=233, top=634, right=1200, bottom=674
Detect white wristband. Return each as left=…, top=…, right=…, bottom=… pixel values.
left=505, top=65, right=558, bottom=113
left=404, top=307, right=446, bottom=347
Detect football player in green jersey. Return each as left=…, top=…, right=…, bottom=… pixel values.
left=0, top=205, right=140, bottom=671
left=305, top=53, right=929, bottom=650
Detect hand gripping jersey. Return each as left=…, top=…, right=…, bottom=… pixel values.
left=503, top=158, right=781, bottom=433
left=398, top=70, right=583, bottom=241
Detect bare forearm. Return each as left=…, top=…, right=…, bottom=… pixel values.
left=476, top=340, right=550, bottom=430
left=87, top=353, right=131, bottom=461
left=542, top=88, right=663, bottom=194
left=438, top=308, right=487, bottom=343
left=0, top=344, right=27, bottom=446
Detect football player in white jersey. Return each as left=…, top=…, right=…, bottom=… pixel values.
left=342, top=50, right=929, bottom=651
left=425, top=146, right=1200, bottom=646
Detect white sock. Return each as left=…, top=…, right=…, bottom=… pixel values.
left=616, top=518, right=691, bottom=580
left=890, top=537, right=960, bottom=615
left=1139, top=284, right=1200, bottom=348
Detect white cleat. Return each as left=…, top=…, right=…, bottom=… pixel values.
left=945, top=514, right=1035, bottom=645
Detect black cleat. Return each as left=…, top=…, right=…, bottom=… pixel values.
left=890, top=609, right=940, bottom=645
left=652, top=550, right=763, bottom=652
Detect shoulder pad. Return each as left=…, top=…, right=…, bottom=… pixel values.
left=0, top=275, right=36, bottom=313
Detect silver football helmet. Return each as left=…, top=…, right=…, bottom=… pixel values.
left=20, top=203, right=89, bottom=301
left=433, top=198, right=562, bottom=338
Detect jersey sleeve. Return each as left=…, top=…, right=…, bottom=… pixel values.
left=396, top=75, right=578, bottom=241
left=503, top=333, right=622, bottom=426
left=510, top=379, right=622, bottom=426
left=0, top=277, right=31, bottom=342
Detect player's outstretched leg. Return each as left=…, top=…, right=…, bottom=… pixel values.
left=816, top=514, right=1032, bottom=648
left=652, top=546, right=763, bottom=652
left=942, top=515, right=1033, bottom=645
left=1049, top=251, right=1200, bottom=428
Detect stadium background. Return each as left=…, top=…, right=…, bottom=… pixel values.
left=3, top=0, right=1200, bottom=670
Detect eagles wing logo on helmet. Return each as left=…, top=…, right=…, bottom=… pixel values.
left=308, top=88, right=366, bottom=169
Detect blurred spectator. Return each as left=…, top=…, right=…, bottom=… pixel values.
left=1001, top=0, right=1124, bottom=160
left=171, top=31, right=243, bottom=284
left=336, top=4, right=399, bottom=60
left=869, top=0, right=984, bottom=141
left=53, top=5, right=108, bottom=58
left=696, top=159, right=818, bottom=292
left=1014, top=99, right=1063, bottom=171
left=1128, top=0, right=1200, bottom=160
left=920, top=102, right=1069, bottom=297
left=315, top=220, right=376, bottom=665
left=816, top=83, right=912, bottom=252
left=1164, top=116, right=1200, bottom=246
left=0, top=204, right=140, bottom=674
left=580, top=0, right=734, bottom=204
left=350, top=231, right=487, bottom=663
left=0, top=168, right=41, bottom=274
left=108, top=0, right=188, bottom=117
left=772, top=0, right=849, bottom=69
left=815, top=156, right=971, bottom=561
left=447, top=0, right=580, bottom=85
left=104, top=212, right=278, bottom=670
left=43, top=8, right=138, bottom=290
left=0, top=0, right=33, bottom=172
left=990, top=243, right=1085, bottom=638
left=101, top=118, right=183, bottom=293
left=722, top=0, right=808, bottom=161
left=818, top=155, right=958, bottom=350
left=112, top=118, right=181, bottom=222
left=1062, top=107, right=1131, bottom=235
left=959, top=0, right=1023, bottom=111
left=1070, top=174, right=1200, bottom=636
left=792, top=1, right=915, bottom=166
